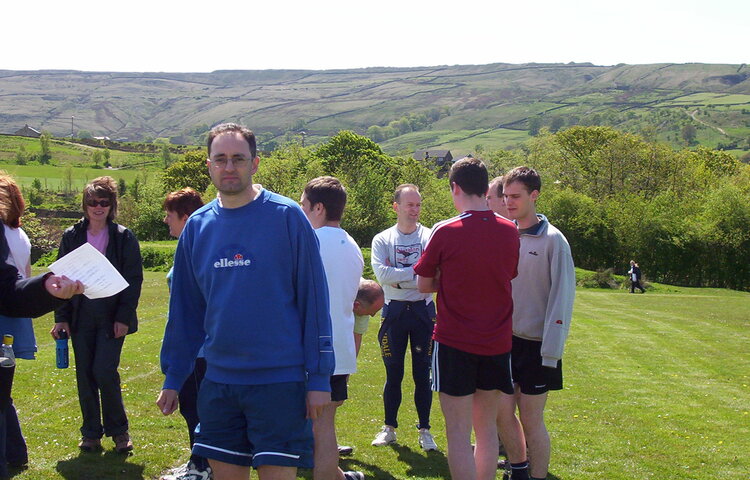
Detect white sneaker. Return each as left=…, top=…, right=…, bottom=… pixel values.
left=161, top=462, right=189, bottom=480
left=371, top=426, right=397, bottom=446
left=418, top=428, right=438, bottom=451
left=176, top=462, right=213, bottom=480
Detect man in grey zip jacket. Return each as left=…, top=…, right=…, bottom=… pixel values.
left=496, top=167, right=575, bottom=480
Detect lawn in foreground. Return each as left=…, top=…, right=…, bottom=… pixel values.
left=9, top=272, right=749, bottom=479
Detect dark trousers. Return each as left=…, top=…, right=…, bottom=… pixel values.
left=378, top=301, right=434, bottom=430
left=179, top=357, right=208, bottom=470
left=1, top=399, right=28, bottom=477
left=630, top=279, right=645, bottom=293
left=71, top=319, right=128, bottom=439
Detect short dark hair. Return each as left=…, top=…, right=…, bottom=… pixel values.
left=503, top=166, right=542, bottom=194
left=207, top=123, right=257, bottom=159
left=356, top=279, right=383, bottom=306
left=449, top=157, right=488, bottom=197
left=393, top=184, right=420, bottom=203
left=82, top=176, right=118, bottom=221
left=489, top=176, right=505, bottom=197
left=163, top=187, right=204, bottom=218
left=304, top=176, right=347, bottom=222
left=0, top=173, right=25, bottom=228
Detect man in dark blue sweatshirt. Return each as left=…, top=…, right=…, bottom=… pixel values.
left=157, top=123, right=334, bottom=480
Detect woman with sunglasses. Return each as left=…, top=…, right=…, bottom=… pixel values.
left=51, top=176, right=143, bottom=454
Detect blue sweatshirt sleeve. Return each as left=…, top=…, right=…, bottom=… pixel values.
left=160, top=225, right=208, bottom=391
left=289, top=206, right=335, bottom=392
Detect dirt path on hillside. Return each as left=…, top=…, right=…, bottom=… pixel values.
left=688, top=109, right=728, bottom=135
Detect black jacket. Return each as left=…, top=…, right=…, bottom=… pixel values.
left=54, top=219, right=143, bottom=334
left=0, top=223, right=64, bottom=317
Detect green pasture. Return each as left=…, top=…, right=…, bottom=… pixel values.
left=381, top=128, right=529, bottom=156
left=0, top=163, right=143, bottom=191
left=0, top=136, right=161, bottom=169
left=662, top=93, right=750, bottom=107
left=8, top=271, right=749, bottom=479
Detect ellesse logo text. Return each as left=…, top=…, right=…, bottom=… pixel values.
left=214, top=253, right=252, bottom=268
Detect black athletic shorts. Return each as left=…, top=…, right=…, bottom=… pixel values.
left=511, top=335, right=563, bottom=395
left=330, top=374, right=349, bottom=402
left=431, top=341, right=514, bottom=396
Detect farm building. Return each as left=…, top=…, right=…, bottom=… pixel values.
left=14, top=124, right=41, bottom=138
left=413, top=149, right=453, bottom=165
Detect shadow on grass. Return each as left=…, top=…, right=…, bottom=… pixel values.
left=297, top=444, right=446, bottom=479
left=55, top=450, right=145, bottom=480
left=392, top=444, right=447, bottom=478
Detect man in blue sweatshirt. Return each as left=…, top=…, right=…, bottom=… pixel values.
left=157, top=123, right=334, bottom=480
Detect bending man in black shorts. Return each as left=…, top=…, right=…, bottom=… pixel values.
left=414, top=158, right=523, bottom=480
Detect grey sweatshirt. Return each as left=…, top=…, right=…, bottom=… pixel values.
left=511, top=214, right=576, bottom=367
left=371, top=224, right=433, bottom=304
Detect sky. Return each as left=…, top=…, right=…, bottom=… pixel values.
left=2, top=0, right=748, bottom=72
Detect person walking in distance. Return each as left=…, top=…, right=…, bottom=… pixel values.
left=628, top=260, right=645, bottom=293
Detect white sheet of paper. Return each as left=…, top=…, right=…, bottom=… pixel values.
left=48, top=242, right=129, bottom=299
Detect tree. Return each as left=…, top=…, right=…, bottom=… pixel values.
left=15, top=146, right=28, bottom=165
left=681, top=124, right=697, bottom=145
left=550, top=116, right=565, bottom=133
left=163, top=160, right=211, bottom=193
left=117, top=175, right=171, bottom=241
left=62, top=166, right=74, bottom=194
left=39, top=131, right=52, bottom=164
left=118, top=178, right=127, bottom=197
left=161, top=144, right=172, bottom=168
left=528, top=116, right=542, bottom=136
left=91, top=150, right=103, bottom=167
left=77, top=130, right=92, bottom=140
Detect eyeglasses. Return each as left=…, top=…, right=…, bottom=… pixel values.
left=86, top=199, right=111, bottom=208
left=210, top=157, right=250, bottom=168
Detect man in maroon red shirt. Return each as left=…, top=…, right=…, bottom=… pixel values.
left=414, top=157, right=526, bottom=480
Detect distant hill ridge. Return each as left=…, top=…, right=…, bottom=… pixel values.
left=1, top=62, right=748, bottom=151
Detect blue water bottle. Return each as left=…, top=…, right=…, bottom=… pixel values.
left=56, top=330, right=69, bottom=369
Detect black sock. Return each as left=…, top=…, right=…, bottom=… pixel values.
left=510, top=461, right=530, bottom=480
left=530, top=477, right=547, bottom=480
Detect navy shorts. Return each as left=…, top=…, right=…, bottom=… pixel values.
left=330, top=374, right=349, bottom=402
left=193, top=379, right=313, bottom=468
left=511, top=335, right=563, bottom=395
left=431, top=341, right=514, bottom=396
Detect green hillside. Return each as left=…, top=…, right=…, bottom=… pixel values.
left=2, top=63, right=749, bottom=156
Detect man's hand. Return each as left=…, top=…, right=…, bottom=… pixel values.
left=45, top=275, right=84, bottom=299
left=113, top=322, right=129, bottom=338
left=156, top=389, right=179, bottom=415
left=306, top=390, right=331, bottom=420
left=50, top=322, right=71, bottom=340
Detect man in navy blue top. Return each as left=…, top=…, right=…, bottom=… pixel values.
left=157, top=123, right=334, bottom=480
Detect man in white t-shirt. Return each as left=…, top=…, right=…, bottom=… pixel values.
left=301, top=176, right=364, bottom=480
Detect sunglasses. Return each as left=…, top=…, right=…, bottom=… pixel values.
left=86, top=199, right=111, bottom=208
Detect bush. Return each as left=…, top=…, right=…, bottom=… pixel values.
left=33, top=250, right=58, bottom=267
left=577, top=268, right=621, bottom=289
left=140, top=246, right=175, bottom=272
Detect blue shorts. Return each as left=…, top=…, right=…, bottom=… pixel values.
left=193, top=379, right=313, bottom=468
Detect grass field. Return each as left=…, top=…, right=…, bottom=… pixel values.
left=0, top=137, right=161, bottom=170
left=8, top=272, right=749, bottom=479
left=0, top=162, right=143, bottom=191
